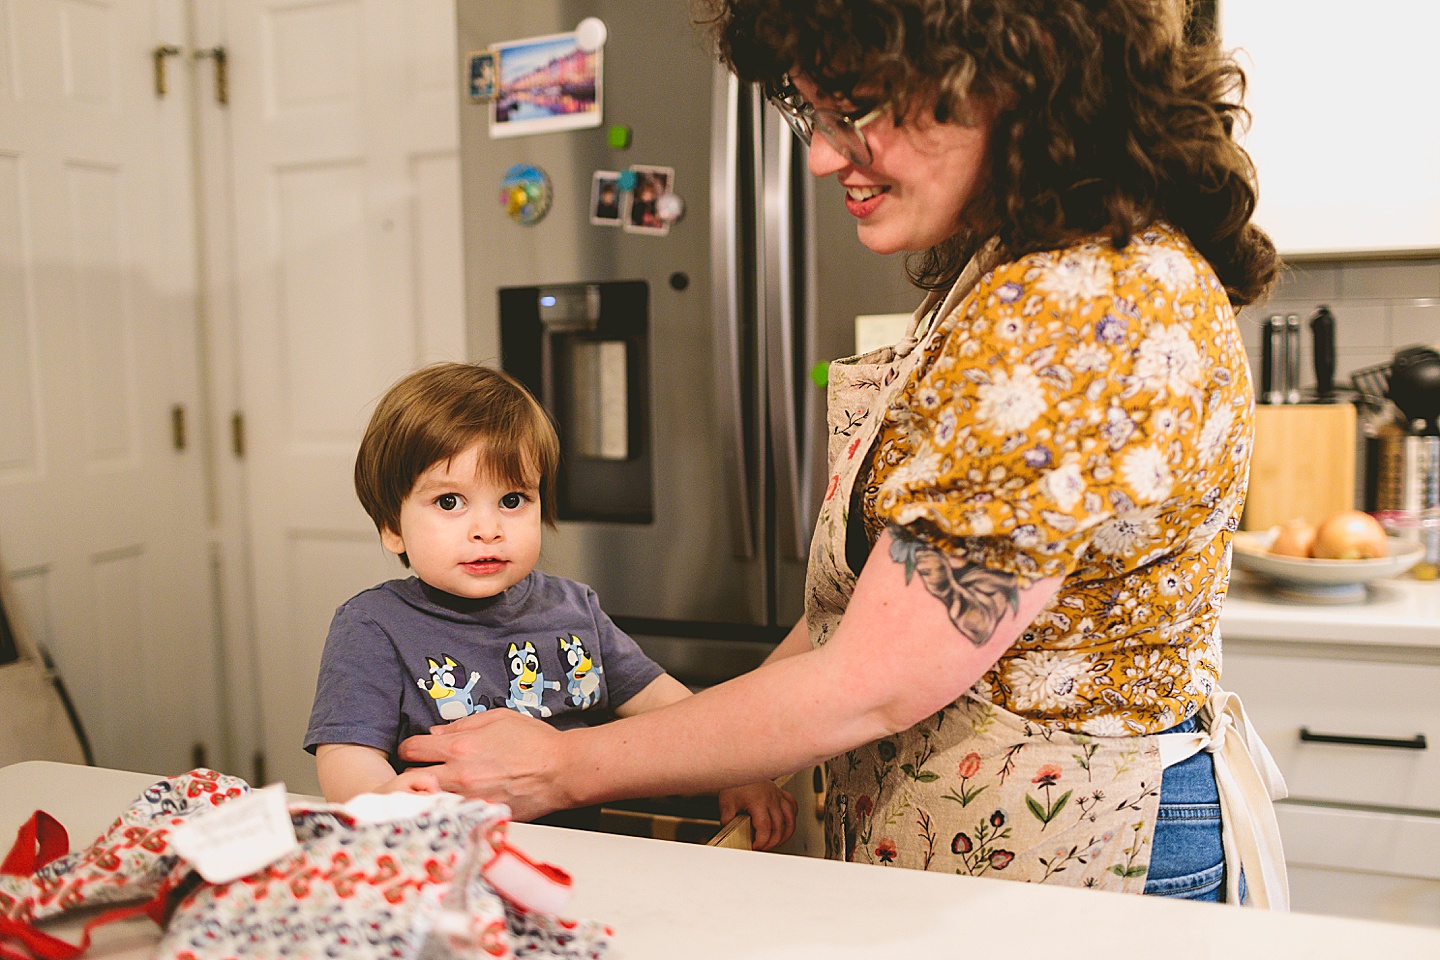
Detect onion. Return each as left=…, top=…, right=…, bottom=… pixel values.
left=1310, top=510, right=1389, bottom=560
left=1269, top=519, right=1317, bottom=558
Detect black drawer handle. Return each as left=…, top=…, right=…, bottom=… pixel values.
left=1299, top=727, right=1428, bottom=750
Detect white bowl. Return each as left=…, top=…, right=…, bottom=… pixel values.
left=1231, top=530, right=1426, bottom=603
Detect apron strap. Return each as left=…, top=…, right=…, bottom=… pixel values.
left=1155, top=690, right=1290, bottom=910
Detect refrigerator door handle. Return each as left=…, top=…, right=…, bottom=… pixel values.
left=711, top=66, right=756, bottom=559
left=763, top=108, right=809, bottom=561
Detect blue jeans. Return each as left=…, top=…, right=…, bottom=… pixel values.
left=1143, top=716, right=1245, bottom=903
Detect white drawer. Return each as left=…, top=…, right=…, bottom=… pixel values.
left=1277, top=801, right=1440, bottom=880
left=1222, top=650, right=1440, bottom=812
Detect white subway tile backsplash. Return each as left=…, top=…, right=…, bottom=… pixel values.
left=1272, top=261, right=1341, bottom=300
left=1338, top=260, right=1440, bottom=300
left=1327, top=303, right=1390, bottom=349
left=1391, top=301, right=1440, bottom=351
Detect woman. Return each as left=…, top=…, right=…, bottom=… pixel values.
left=399, top=0, right=1287, bottom=904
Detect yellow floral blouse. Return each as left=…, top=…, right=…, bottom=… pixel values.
left=861, top=223, right=1253, bottom=735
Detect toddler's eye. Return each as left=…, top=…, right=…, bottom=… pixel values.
left=500, top=492, right=525, bottom=510
left=436, top=493, right=460, bottom=511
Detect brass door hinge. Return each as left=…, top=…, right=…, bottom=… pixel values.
left=152, top=45, right=182, bottom=98
left=170, top=404, right=187, bottom=451
left=230, top=411, right=246, bottom=458
left=195, top=46, right=229, bottom=105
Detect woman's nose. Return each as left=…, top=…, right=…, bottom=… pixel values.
left=806, top=135, right=849, bottom=178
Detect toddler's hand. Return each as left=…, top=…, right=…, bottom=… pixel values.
left=718, top=780, right=798, bottom=851
left=376, top=769, right=442, bottom=795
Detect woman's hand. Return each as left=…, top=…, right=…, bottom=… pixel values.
left=397, top=710, right=570, bottom=821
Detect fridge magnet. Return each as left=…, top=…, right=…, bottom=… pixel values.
left=500, top=163, right=553, bottom=226
left=490, top=31, right=602, bottom=139
left=466, top=50, right=497, bottom=102
left=574, top=17, right=608, bottom=53
left=589, top=171, right=623, bottom=226
left=622, top=165, right=674, bottom=236
left=655, top=192, right=686, bottom=224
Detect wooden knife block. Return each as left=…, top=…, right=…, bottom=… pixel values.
left=1242, top=403, right=1357, bottom=531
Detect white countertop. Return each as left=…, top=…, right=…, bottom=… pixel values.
left=1220, top=571, right=1440, bottom=648
left=4, top=761, right=1440, bottom=958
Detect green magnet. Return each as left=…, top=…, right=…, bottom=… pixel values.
left=809, top=361, right=829, bottom=388
left=607, top=125, right=632, bottom=149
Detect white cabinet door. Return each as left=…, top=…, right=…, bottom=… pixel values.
left=0, top=0, right=221, bottom=775
left=222, top=0, right=464, bottom=793
left=1223, top=1, right=1440, bottom=255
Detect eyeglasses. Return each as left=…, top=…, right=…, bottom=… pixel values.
left=766, top=78, right=887, bottom=167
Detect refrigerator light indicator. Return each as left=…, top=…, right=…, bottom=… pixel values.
left=540, top=295, right=557, bottom=307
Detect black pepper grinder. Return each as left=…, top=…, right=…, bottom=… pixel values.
left=1309, top=305, right=1337, bottom=402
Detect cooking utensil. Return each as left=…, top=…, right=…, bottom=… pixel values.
left=1310, top=305, right=1337, bottom=401
left=1387, top=346, right=1440, bottom=433
left=1285, top=314, right=1302, bottom=403
left=1262, top=315, right=1285, bottom=404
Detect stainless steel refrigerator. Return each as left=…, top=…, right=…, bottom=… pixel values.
left=457, top=2, right=917, bottom=683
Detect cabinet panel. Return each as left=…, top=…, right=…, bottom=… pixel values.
left=1223, top=1, right=1440, bottom=255
left=1222, top=650, right=1440, bottom=811
left=1277, top=802, right=1440, bottom=880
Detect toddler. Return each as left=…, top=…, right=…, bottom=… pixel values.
left=304, top=363, right=796, bottom=847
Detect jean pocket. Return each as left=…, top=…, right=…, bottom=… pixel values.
left=1144, top=802, right=1224, bottom=901
left=1143, top=859, right=1224, bottom=900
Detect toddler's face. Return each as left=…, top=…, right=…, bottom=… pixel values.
left=381, top=443, right=542, bottom=599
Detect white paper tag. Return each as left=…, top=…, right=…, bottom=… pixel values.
left=168, top=783, right=299, bottom=884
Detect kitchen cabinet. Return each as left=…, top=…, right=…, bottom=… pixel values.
left=1219, top=574, right=1440, bottom=926
left=1221, top=2, right=1440, bottom=257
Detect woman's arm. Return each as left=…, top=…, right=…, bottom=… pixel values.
left=762, top=617, right=811, bottom=665
left=399, top=527, right=1061, bottom=820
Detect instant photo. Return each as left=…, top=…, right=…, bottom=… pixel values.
left=622, top=165, right=674, bottom=236
left=590, top=171, right=623, bottom=226
left=490, top=32, right=602, bottom=138
left=467, top=50, right=497, bottom=102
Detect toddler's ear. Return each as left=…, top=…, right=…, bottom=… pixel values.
left=380, top=525, right=406, bottom=556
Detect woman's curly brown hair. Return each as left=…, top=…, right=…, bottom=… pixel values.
left=702, top=0, right=1277, bottom=306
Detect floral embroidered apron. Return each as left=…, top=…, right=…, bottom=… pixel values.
left=805, top=247, right=1290, bottom=903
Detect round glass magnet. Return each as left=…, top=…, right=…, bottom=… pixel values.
left=655, top=192, right=685, bottom=223
left=500, top=163, right=553, bottom=226
left=575, top=17, right=608, bottom=52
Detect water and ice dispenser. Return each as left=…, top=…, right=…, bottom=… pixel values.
left=499, top=281, right=652, bottom=523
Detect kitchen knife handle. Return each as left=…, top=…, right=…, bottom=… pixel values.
left=1263, top=315, right=1285, bottom=404
left=1310, top=305, right=1337, bottom=399
left=1285, top=314, right=1302, bottom=403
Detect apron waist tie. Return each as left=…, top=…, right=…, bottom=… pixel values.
left=1154, top=690, right=1290, bottom=910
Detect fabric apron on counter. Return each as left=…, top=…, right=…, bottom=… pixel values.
left=804, top=246, right=1290, bottom=906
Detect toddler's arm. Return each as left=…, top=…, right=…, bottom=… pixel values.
left=614, top=674, right=798, bottom=850
left=315, top=742, right=440, bottom=802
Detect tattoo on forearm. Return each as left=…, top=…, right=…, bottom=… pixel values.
left=887, top=525, right=1020, bottom=647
